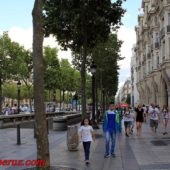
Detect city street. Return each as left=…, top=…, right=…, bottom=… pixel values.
left=0, top=121, right=170, bottom=170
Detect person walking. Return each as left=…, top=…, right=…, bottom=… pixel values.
left=79, top=117, right=95, bottom=164
left=161, top=105, right=169, bottom=135
left=135, top=104, right=144, bottom=137
left=115, top=106, right=123, bottom=133
left=103, top=102, right=117, bottom=158
left=123, top=107, right=132, bottom=137
left=149, top=104, right=160, bottom=132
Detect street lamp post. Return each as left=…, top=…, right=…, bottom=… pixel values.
left=17, top=80, right=21, bottom=114
left=53, top=90, right=56, bottom=102
left=53, top=90, right=56, bottom=112
left=90, top=61, right=97, bottom=124
left=17, top=80, right=21, bottom=145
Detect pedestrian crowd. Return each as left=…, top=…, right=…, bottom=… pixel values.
left=78, top=102, right=169, bottom=165
left=1, top=103, right=30, bottom=115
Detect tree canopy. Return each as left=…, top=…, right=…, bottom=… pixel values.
left=43, top=0, right=126, bottom=116
left=43, top=0, right=125, bottom=52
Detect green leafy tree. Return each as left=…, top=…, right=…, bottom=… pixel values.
left=91, top=33, right=123, bottom=112
left=44, top=46, right=60, bottom=101
left=11, top=45, right=33, bottom=109
left=60, top=59, right=76, bottom=91
left=43, top=0, right=126, bottom=116
left=0, top=32, right=14, bottom=113
left=0, top=32, right=33, bottom=113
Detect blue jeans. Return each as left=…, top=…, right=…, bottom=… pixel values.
left=83, top=141, right=91, bottom=160
left=105, top=131, right=116, bottom=155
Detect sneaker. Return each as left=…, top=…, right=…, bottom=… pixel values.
left=104, top=154, right=110, bottom=158
left=111, top=153, right=116, bottom=158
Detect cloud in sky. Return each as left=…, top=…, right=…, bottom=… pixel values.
left=117, top=26, right=136, bottom=88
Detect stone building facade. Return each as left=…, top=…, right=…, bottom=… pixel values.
left=135, top=0, right=170, bottom=108
left=131, top=46, right=139, bottom=107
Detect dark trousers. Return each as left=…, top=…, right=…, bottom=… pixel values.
left=83, top=141, right=91, bottom=160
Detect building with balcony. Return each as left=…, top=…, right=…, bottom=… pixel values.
left=134, top=0, right=170, bottom=108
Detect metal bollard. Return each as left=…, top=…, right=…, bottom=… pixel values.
left=34, top=123, right=37, bottom=138
left=17, top=124, right=21, bottom=145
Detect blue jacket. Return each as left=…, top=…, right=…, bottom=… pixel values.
left=103, top=110, right=116, bottom=133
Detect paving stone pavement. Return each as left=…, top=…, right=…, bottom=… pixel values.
left=0, top=120, right=170, bottom=170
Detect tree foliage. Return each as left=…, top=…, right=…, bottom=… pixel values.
left=0, top=32, right=32, bottom=113
left=43, top=0, right=125, bottom=52
left=92, top=33, right=123, bottom=98
left=44, top=46, right=60, bottom=91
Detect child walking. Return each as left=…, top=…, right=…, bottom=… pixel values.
left=79, top=118, right=95, bottom=164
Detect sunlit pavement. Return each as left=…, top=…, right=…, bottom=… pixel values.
left=0, top=120, right=170, bottom=170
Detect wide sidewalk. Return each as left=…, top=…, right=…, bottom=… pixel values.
left=0, top=120, right=170, bottom=170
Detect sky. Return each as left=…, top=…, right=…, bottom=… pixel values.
left=0, top=0, right=142, bottom=90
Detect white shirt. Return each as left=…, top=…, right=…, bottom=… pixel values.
left=149, top=107, right=159, bottom=120
left=123, top=111, right=132, bottom=122
left=79, top=125, right=93, bottom=142
left=162, top=109, right=169, bottom=119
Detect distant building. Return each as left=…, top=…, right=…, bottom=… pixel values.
left=116, top=78, right=131, bottom=104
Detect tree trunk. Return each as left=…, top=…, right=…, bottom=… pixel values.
left=32, top=0, right=50, bottom=167
left=81, top=4, right=87, bottom=118
left=60, top=89, right=62, bottom=111
left=81, top=46, right=87, bottom=118
left=102, top=90, right=106, bottom=115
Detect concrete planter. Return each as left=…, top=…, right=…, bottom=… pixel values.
left=67, top=125, right=79, bottom=151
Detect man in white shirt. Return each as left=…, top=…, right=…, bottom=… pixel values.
left=149, top=104, right=160, bottom=132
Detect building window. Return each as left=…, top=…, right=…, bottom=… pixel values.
left=148, top=60, right=151, bottom=72
left=155, top=32, right=159, bottom=43
left=152, top=54, right=154, bottom=70
left=168, top=13, right=170, bottom=25
left=157, top=53, right=159, bottom=66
